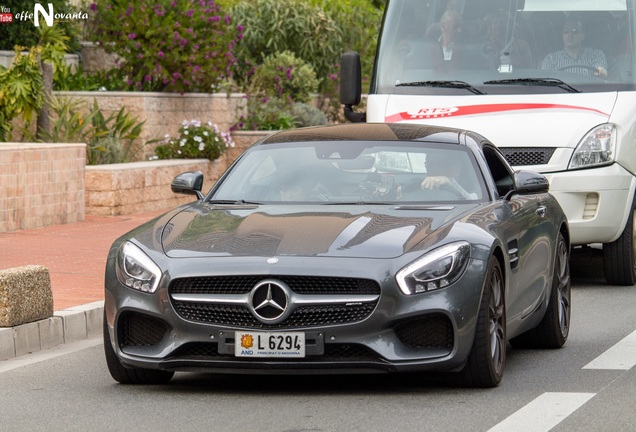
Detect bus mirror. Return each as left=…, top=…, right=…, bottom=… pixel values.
left=340, top=51, right=362, bottom=106
left=340, top=51, right=366, bottom=123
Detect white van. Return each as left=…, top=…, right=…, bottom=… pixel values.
left=340, top=0, right=636, bottom=285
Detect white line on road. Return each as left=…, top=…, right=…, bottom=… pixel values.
left=487, top=392, right=595, bottom=432
left=583, top=329, right=636, bottom=370
left=0, top=337, right=102, bottom=374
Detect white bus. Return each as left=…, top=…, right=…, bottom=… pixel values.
left=340, top=0, right=636, bottom=285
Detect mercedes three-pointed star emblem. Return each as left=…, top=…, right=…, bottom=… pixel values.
left=249, top=280, right=291, bottom=323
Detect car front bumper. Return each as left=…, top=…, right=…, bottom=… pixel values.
left=104, top=256, right=488, bottom=375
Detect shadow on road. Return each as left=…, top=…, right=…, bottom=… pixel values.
left=569, top=246, right=605, bottom=285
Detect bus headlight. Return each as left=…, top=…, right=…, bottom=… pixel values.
left=569, top=124, right=616, bottom=169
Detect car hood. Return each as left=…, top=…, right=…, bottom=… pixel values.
left=156, top=204, right=478, bottom=259
left=381, top=92, right=616, bottom=150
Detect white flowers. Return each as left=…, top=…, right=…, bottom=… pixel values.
left=156, top=119, right=235, bottom=160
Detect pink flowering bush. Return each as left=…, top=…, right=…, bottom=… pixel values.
left=89, top=0, right=242, bottom=93
left=154, top=120, right=234, bottom=160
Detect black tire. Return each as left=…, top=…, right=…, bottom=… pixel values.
left=103, top=313, right=174, bottom=385
left=511, top=231, right=571, bottom=349
left=603, top=195, right=636, bottom=286
left=461, top=257, right=506, bottom=388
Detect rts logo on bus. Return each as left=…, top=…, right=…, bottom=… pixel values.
left=406, top=107, right=459, bottom=119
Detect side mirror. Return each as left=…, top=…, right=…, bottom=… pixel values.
left=504, top=171, right=549, bottom=200
left=339, top=51, right=366, bottom=123
left=171, top=171, right=204, bottom=200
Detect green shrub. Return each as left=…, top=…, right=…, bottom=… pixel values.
left=230, top=0, right=342, bottom=90
left=89, top=0, right=241, bottom=93
left=154, top=120, right=234, bottom=160
left=310, top=0, right=384, bottom=84
left=291, top=102, right=328, bottom=128
left=40, top=97, right=146, bottom=165
left=233, top=97, right=296, bottom=131
left=0, top=48, right=43, bottom=141
left=250, top=51, right=319, bottom=103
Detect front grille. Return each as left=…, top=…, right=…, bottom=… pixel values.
left=499, top=147, right=555, bottom=166
left=167, top=342, right=382, bottom=363
left=173, top=302, right=378, bottom=329
left=170, top=275, right=381, bottom=329
left=394, top=314, right=454, bottom=350
left=170, top=275, right=380, bottom=295
left=118, top=313, right=167, bottom=347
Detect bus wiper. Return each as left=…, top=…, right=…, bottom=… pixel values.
left=207, top=199, right=262, bottom=205
left=484, top=78, right=580, bottom=93
left=396, top=80, right=485, bottom=95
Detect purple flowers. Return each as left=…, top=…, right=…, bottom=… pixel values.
left=94, top=0, right=241, bottom=93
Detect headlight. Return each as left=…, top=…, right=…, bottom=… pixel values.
left=396, top=241, right=470, bottom=295
left=568, top=124, right=616, bottom=169
left=115, top=242, right=161, bottom=293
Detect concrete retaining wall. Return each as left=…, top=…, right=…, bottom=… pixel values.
left=84, top=130, right=266, bottom=216
left=0, top=143, right=86, bottom=232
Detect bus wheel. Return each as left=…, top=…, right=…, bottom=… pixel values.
left=603, top=195, right=636, bottom=286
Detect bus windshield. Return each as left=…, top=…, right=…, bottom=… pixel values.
left=374, top=0, right=636, bottom=95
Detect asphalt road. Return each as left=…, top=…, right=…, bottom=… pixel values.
left=1, top=248, right=635, bottom=432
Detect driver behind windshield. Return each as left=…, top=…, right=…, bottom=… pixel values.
left=540, top=17, right=608, bottom=77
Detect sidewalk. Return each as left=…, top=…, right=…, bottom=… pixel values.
left=0, top=210, right=166, bottom=360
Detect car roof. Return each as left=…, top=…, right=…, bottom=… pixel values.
left=259, top=123, right=484, bottom=146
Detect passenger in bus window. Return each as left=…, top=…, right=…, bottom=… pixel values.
left=483, top=12, right=534, bottom=69
left=540, top=18, right=608, bottom=77
left=438, top=10, right=462, bottom=62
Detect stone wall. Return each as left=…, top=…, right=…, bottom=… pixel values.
left=84, top=130, right=268, bottom=216
left=0, top=143, right=85, bottom=232
left=85, top=159, right=220, bottom=216
left=58, top=91, right=246, bottom=159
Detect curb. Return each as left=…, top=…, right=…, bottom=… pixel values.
left=0, top=301, right=103, bottom=361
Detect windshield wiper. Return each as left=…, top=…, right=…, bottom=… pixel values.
left=394, top=205, right=455, bottom=210
left=323, top=201, right=395, bottom=205
left=207, top=199, right=262, bottom=205
left=396, top=80, right=485, bottom=95
left=483, top=78, right=580, bottom=93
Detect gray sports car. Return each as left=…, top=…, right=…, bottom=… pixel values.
left=104, top=123, right=571, bottom=387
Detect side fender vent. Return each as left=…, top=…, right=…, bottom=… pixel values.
left=508, top=240, right=519, bottom=269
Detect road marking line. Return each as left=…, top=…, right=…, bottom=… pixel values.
left=0, top=337, right=102, bottom=374
left=487, top=392, right=595, bottom=432
left=583, top=329, right=636, bottom=370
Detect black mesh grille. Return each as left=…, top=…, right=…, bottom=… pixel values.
left=499, top=147, right=555, bottom=166
left=118, top=313, right=167, bottom=347
left=173, top=302, right=378, bottom=329
left=170, top=276, right=381, bottom=329
left=170, top=275, right=380, bottom=295
left=394, top=314, right=454, bottom=350
left=168, top=342, right=382, bottom=362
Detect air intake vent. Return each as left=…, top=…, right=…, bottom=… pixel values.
left=499, top=147, right=556, bottom=166
left=583, top=193, right=599, bottom=220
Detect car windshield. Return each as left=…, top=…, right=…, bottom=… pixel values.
left=375, top=0, right=636, bottom=94
left=210, top=141, right=487, bottom=204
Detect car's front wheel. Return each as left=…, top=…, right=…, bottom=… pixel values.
left=460, top=257, right=506, bottom=388
left=512, top=231, right=571, bottom=348
left=103, top=313, right=174, bottom=384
